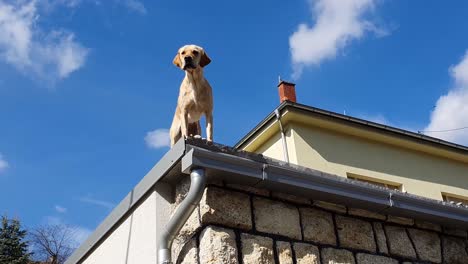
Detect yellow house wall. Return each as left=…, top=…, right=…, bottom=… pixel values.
left=255, top=125, right=298, bottom=164
left=290, top=123, right=468, bottom=200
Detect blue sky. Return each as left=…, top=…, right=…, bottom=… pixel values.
left=1, top=0, right=468, bottom=245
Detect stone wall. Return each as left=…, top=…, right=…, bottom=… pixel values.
left=171, top=179, right=468, bottom=264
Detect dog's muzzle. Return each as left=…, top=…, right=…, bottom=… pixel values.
left=183, top=57, right=196, bottom=70
left=183, top=63, right=196, bottom=70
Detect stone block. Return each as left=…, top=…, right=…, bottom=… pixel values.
left=174, top=176, right=191, bottom=205
left=177, top=208, right=200, bottom=238
left=226, top=183, right=270, bottom=196
left=173, top=237, right=198, bottom=264
left=348, top=208, right=385, bottom=220
left=407, top=228, right=441, bottom=263
left=385, top=225, right=416, bottom=259
left=321, top=248, right=355, bottom=264
left=300, top=207, right=336, bottom=245
left=314, top=201, right=347, bottom=213
left=253, top=197, right=301, bottom=239
left=241, top=234, right=274, bottom=264
left=171, top=177, right=202, bottom=263
left=207, top=179, right=224, bottom=187
left=199, top=226, right=238, bottom=264
left=293, top=243, right=320, bottom=264
left=276, top=241, right=293, bottom=264
left=387, top=215, right=414, bottom=226
left=272, top=192, right=311, bottom=205
left=414, top=220, right=441, bottom=232
left=200, top=187, right=252, bottom=230
left=356, top=253, right=398, bottom=264
left=442, top=236, right=468, bottom=264
left=373, top=222, right=388, bottom=254
left=443, top=227, right=468, bottom=238
left=336, top=215, right=376, bottom=252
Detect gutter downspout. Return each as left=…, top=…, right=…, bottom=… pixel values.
left=275, top=109, right=290, bottom=163
left=158, top=168, right=206, bottom=264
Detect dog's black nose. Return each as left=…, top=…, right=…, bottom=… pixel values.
left=184, top=56, right=192, bottom=62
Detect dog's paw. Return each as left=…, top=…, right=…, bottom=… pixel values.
left=194, top=135, right=202, bottom=139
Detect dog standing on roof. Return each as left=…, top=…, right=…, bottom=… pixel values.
left=169, top=45, right=213, bottom=147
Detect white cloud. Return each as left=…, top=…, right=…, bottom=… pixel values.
left=54, top=205, right=67, bottom=213
left=54, top=0, right=82, bottom=8
left=41, top=0, right=83, bottom=10
left=79, top=195, right=115, bottom=209
left=289, top=0, right=385, bottom=78
left=123, top=0, right=146, bottom=15
left=0, top=0, right=88, bottom=82
left=0, top=153, right=8, bottom=173
left=145, top=128, right=170, bottom=149
left=424, top=51, right=468, bottom=145
left=44, top=0, right=148, bottom=15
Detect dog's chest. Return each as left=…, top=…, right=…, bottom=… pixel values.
left=186, top=101, right=203, bottom=123
left=182, top=82, right=207, bottom=122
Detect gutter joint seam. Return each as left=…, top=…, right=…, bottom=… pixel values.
left=262, top=164, right=268, bottom=181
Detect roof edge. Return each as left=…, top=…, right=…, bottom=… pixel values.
left=235, top=101, right=468, bottom=156
left=234, top=101, right=289, bottom=149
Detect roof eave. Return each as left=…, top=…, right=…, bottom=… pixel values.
left=183, top=142, right=468, bottom=228
left=235, top=101, right=468, bottom=156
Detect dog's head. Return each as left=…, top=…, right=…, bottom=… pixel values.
left=173, top=45, right=211, bottom=71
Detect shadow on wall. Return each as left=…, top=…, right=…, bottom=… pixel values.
left=295, top=125, right=468, bottom=191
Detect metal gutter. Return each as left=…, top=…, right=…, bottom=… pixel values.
left=65, top=139, right=187, bottom=264
left=158, top=168, right=206, bottom=264
left=235, top=101, right=468, bottom=154
left=182, top=145, right=468, bottom=228
left=67, top=139, right=468, bottom=264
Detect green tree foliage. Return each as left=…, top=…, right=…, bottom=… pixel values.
left=0, top=216, right=30, bottom=264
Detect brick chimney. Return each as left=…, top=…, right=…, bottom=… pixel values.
left=278, top=81, right=296, bottom=103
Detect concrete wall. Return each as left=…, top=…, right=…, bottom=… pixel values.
left=80, top=184, right=172, bottom=264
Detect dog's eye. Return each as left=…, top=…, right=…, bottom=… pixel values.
left=181, top=51, right=186, bottom=55
left=193, top=50, right=199, bottom=56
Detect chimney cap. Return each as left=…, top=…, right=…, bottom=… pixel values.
left=277, top=80, right=296, bottom=87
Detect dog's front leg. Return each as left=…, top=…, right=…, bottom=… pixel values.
left=206, top=112, right=213, bottom=142
left=180, top=111, right=189, bottom=140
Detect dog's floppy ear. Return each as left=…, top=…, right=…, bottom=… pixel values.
left=200, top=51, right=211, bottom=67
left=173, top=53, right=181, bottom=68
